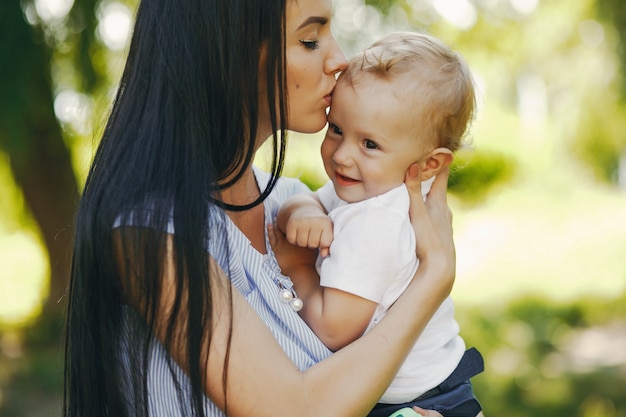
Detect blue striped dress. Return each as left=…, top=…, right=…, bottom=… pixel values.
left=119, top=167, right=332, bottom=416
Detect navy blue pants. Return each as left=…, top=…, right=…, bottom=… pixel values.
left=368, top=348, right=484, bottom=417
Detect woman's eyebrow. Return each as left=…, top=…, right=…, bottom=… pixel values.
left=297, top=16, right=328, bottom=30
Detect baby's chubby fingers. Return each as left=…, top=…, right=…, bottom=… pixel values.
left=318, top=225, right=333, bottom=258
left=285, top=216, right=334, bottom=251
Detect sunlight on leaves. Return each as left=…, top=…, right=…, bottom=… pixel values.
left=0, top=232, right=47, bottom=326
left=433, top=0, right=477, bottom=30
left=34, top=0, right=74, bottom=23
left=96, top=2, right=132, bottom=51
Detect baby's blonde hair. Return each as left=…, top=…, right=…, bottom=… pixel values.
left=341, top=32, right=476, bottom=152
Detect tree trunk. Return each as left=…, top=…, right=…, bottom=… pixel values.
left=8, top=120, right=79, bottom=318
left=0, top=1, right=79, bottom=318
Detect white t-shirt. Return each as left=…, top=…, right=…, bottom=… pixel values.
left=316, top=181, right=465, bottom=404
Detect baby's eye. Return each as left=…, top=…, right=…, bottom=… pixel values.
left=300, top=39, right=320, bottom=50
left=363, top=139, right=378, bottom=150
left=329, top=122, right=342, bottom=136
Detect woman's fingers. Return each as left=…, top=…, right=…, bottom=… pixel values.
left=427, top=165, right=450, bottom=206
left=424, top=167, right=454, bottom=257
left=404, top=164, right=455, bottom=274
left=405, top=164, right=426, bottom=221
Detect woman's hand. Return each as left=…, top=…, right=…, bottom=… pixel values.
left=404, top=164, right=455, bottom=281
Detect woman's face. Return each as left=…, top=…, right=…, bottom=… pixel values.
left=284, top=0, right=348, bottom=134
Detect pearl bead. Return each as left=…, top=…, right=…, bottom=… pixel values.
left=279, top=289, right=294, bottom=302
left=290, top=298, right=303, bottom=312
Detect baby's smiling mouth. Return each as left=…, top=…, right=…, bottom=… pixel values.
left=335, top=172, right=360, bottom=186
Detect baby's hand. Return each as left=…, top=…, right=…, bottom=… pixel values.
left=283, top=213, right=333, bottom=258
left=268, top=224, right=318, bottom=275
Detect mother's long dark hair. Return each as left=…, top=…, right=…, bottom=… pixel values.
left=64, top=0, right=288, bottom=415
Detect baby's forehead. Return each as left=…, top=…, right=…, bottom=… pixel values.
left=346, top=74, right=430, bottom=115
left=337, top=79, right=435, bottom=146
left=341, top=69, right=427, bottom=96
left=338, top=72, right=400, bottom=97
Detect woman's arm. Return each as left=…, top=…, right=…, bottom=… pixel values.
left=210, top=253, right=452, bottom=417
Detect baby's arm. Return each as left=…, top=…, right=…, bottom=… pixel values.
left=274, top=190, right=385, bottom=351
left=268, top=224, right=377, bottom=351
left=297, top=285, right=377, bottom=351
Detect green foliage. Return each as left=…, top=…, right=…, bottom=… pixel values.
left=572, top=103, right=626, bottom=183
left=458, top=293, right=626, bottom=417
left=596, top=0, right=626, bottom=100
left=296, top=171, right=327, bottom=194
left=0, top=335, right=64, bottom=417
left=448, top=149, right=516, bottom=204
left=66, top=0, right=101, bottom=92
left=0, top=0, right=51, bottom=154
left=365, top=0, right=397, bottom=14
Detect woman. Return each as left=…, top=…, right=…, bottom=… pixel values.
left=64, top=0, right=456, bottom=416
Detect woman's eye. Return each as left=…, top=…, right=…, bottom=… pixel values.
left=364, top=139, right=378, bottom=150
left=329, top=123, right=342, bottom=135
left=300, top=39, right=320, bottom=50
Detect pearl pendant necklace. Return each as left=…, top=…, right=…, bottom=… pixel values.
left=277, top=282, right=304, bottom=312
left=263, top=226, right=303, bottom=312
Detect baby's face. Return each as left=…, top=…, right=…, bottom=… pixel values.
left=321, top=78, right=431, bottom=203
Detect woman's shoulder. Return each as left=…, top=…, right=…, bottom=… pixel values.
left=253, top=166, right=311, bottom=203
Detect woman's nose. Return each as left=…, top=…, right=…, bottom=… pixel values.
left=325, top=38, right=348, bottom=75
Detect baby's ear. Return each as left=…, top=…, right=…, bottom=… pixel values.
left=418, top=148, right=454, bottom=181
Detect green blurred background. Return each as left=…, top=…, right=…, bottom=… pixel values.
left=1, top=0, right=625, bottom=415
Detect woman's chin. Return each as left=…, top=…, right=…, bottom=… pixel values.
left=289, top=118, right=328, bottom=135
